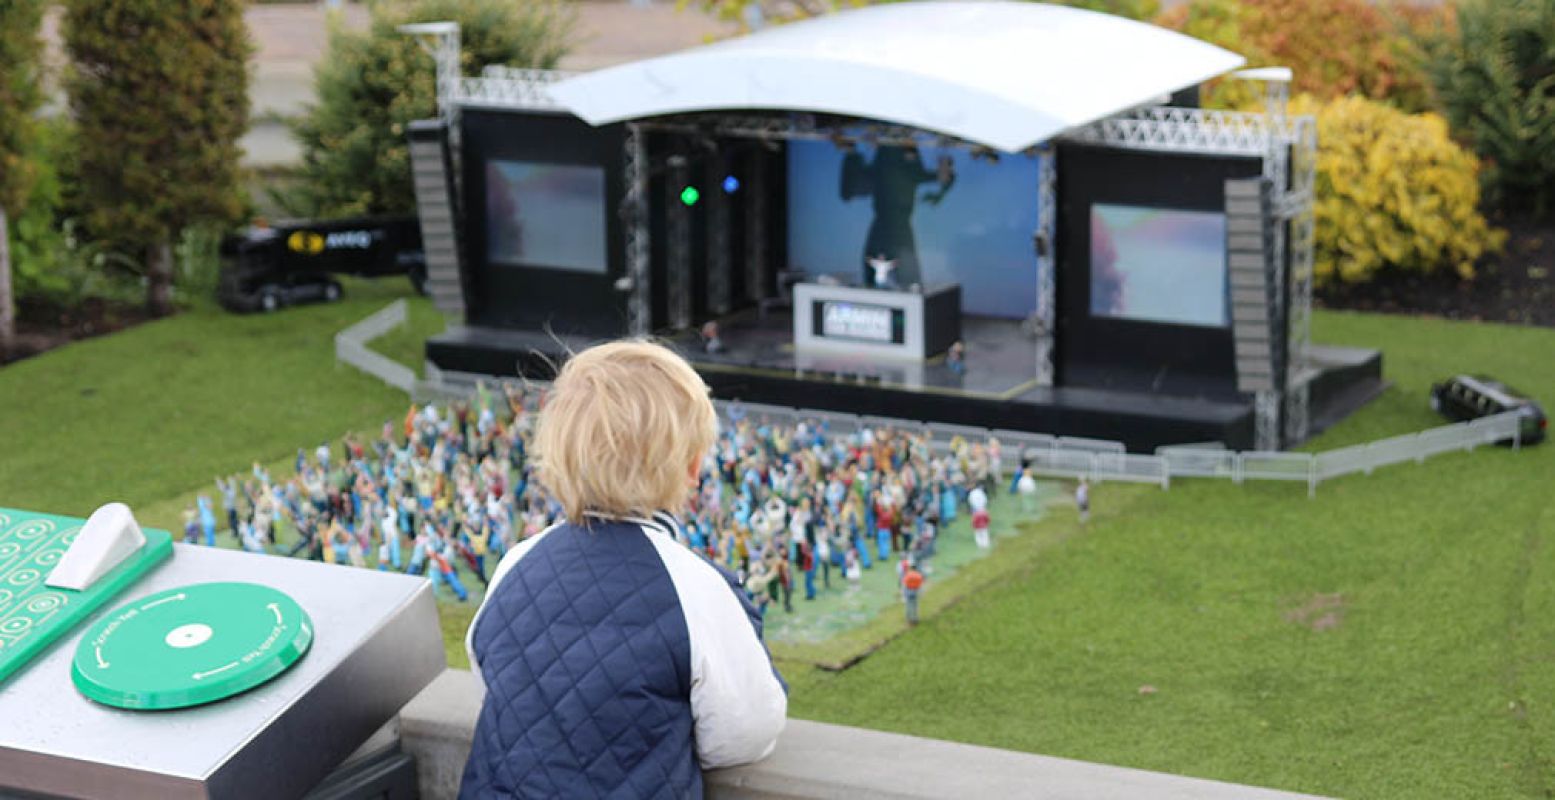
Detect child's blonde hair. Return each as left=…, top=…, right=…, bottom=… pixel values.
left=534, top=340, right=717, bottom=522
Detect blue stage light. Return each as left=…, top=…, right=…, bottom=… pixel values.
left=722, top=175, right=740, bottom=194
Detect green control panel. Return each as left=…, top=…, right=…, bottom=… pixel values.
left=0, top=508, right=172, bottom=686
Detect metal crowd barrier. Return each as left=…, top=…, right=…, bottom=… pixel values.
left=710, top=398, right=1525, bottom=498
left=1237, top=452, right=1317, bottom=495
left=1314, top=443, right=1370, bottom=481
left=1157, top=447, right=1238, bottom=480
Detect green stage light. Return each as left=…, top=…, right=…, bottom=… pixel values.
left=680, top=186, right=700, bottom=206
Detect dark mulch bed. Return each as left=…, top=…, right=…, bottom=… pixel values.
left=1, top=297, right=157, bottom=366
left=1318, top=218, right=1555, bottom=327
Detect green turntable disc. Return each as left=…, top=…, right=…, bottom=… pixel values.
left=71, top=582, right=313, bottom=710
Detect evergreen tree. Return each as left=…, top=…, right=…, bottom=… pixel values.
left=0, top=0, right=47, bottom=357
left=285, top=0, right=573, bottom=218
left=1429, top=0, right=1555, bottom=214
left=64, top=0, right=251, bottom=316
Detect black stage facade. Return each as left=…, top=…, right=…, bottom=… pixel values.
left=425, top=313, right=1382, bottom=451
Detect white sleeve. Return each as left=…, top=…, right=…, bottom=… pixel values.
left=643, top=528, right=788, bottom=769
left=464, top=524, right=560, bottom=682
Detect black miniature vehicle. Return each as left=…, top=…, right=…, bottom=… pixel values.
left=218, top=216, right=426, bottom=313
left=1429, top=374, right=1547, bottom=445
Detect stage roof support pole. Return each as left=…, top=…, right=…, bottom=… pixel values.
left=1232, top=66, right=1312, bottom=447
left=667, top=147, right=693, bottom=331
left=1254, top=390, right=1282, bottom=453
left=745, top=147, right=769, bottom=304
left=1034, top=143, right=1057, bottom=387
left=1259, top=147, right=1290, bottom=448
left=1283, top=116, right=1317, bottom=446
left=1247, top=68, right=1292, bottom=120
left=623, top=124, right=651, bottom=337
left=399, top=22, right=463, bottom=187
left=707, top=150, right=731, bottom=316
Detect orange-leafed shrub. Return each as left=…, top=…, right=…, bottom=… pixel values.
left=1156, top=0, right=1445, bottom=112
left=1244, top=0, right=1438, bottom=109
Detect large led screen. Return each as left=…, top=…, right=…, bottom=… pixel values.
left=787, top=140, right=1040, bottom=319
left=485, top=160, right=607, bottom=273
left=1089, top=203, right=1228, bottom=328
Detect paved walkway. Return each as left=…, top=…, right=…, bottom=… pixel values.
left=42, top=1, right=733, bottom=167
left=243, top=1, right=733, bottom=166
left=39, top=2, right=1233, bottom=167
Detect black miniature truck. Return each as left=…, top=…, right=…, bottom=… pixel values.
left=218, top=216, right=427, bottom=313
left=1429, top=374, right=1547, bottom=445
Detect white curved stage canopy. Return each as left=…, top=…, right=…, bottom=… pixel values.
left=548, top=1, right=1246, bottom=153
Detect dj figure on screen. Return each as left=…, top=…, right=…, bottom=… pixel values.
left=840, top=143, right=956, bottom=290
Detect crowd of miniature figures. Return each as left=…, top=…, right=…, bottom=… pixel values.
left=198, top=384, right=1044, bottom=612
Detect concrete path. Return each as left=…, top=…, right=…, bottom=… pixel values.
left=41, top=1, right=732, bottom=167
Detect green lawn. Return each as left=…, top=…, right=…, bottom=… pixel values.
left=0, top=278, right=440, bottom=520
left=2, top=292, right=1552, bottom=798
left=783, top=311, right=1555, bottom=799
left=764, top=484, right=1064, bottom=670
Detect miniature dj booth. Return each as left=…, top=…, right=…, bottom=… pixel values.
left=403, top=2, right=1381, bottom=451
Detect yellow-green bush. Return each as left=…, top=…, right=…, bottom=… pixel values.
left=1295, top=95, right=1504, bottom=286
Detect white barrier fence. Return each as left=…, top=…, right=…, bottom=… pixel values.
left=335, top=302, right=1530, bottom=498
left=1312, top=414, right=1523, bottom=484
left=1157, top=446, right=1237, bottom=480
left=713, top=401, right=1525, bottom=498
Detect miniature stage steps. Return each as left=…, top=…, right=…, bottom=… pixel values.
left=1301, top=345, right=1388, bottom=440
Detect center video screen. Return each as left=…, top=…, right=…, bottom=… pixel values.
left=786, top=139, right=1040, bottom=319
left=1089, top=203, right=1228, bottom=328
left=485, top=160, right=607, bottom=274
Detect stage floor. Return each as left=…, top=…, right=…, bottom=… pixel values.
left=670, top=310, right=1040, bottom=401
left=424, top=312, right=1382, bottom=451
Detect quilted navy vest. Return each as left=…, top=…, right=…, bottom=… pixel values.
left=461, top=517, right=767, bottom=799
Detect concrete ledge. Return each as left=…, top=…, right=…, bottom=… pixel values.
left=705, top=719, right=1325, bottom=800
left=398, top=669, right=1328, bottom=800
left=398, top=669, right=484, bottom=799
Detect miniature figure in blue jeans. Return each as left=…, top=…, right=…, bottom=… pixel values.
left=197, top=496, right=218, bottom=548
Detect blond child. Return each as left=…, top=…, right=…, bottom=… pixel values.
left=462, top=341, right=787, bottom=798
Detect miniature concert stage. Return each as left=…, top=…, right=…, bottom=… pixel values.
left=406, top=3, right=1384, bottom=451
